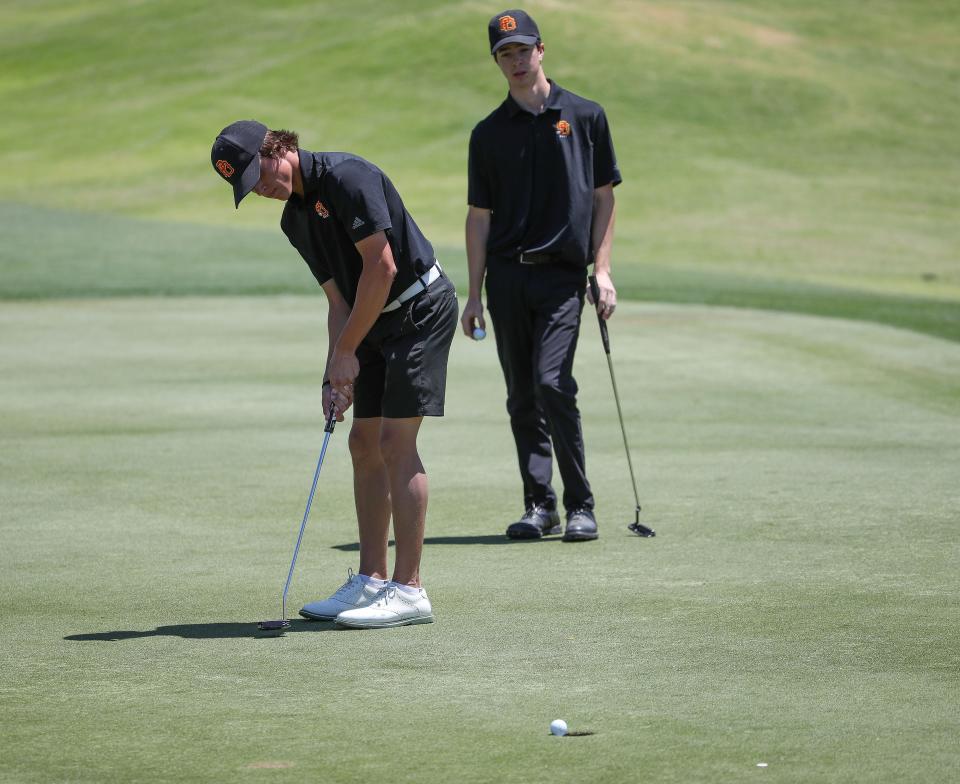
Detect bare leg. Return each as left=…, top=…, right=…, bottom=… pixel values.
left=348, top=417, right=391, bottom=580
left=379, top=417, right=427, bottom=587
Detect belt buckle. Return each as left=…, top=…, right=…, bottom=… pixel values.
left=519, top=251, right=533, bottom=265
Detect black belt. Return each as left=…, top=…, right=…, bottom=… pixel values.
left=515, top=251, right=563, bottom=265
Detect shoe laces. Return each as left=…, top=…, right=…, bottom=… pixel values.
left=370, top=585, right=397, bottom=607
left=332, top=568, right=358, bottom=598
left=523, top=504, right=554, bottom=523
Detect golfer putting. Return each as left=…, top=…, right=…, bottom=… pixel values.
left=211, top=120, right=457, bottom=629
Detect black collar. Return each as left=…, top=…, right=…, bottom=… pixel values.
left=504, top=80, right=568, bottom=117
left=297, top=149, right=323, bottom=196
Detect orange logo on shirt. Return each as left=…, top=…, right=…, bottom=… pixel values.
left=315, top=201, right=330, bottom=218
left=555, top=120, right=572, bottom=137
left=499, top=15, right=517, bottom=32
left=215, top=160, right=234, bottom=178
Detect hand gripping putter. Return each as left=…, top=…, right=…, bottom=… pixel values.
left=587, top=276, right=655, bottom=537
left=258, top=404, right=338, bottom=635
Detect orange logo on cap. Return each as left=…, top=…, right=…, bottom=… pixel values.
left=215, top=159, right=234, bottom=178
left=499, top=15, right=517, bottom=32
left=555, top=120, right=572, bottom=137
left=315, top=201, right=330, bottom=218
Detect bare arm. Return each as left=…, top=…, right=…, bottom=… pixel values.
left=325, top=230, right=397, bottom=399
left=461, top=206, right=491, bottom=337
left=589, top=184, right=617, bottom=320
left=320, top=278, right=353, bottom=420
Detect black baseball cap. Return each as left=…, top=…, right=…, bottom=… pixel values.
left=211, top=120, right=268, bottom=207
left=488, top=9, right=540, bottom=54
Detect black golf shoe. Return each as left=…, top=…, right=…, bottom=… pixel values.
left=506, top=505, right=562, bottom=539
left=563, top=507, right=599, bottom=542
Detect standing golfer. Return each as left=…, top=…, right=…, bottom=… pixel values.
left=462, top=10, right=621, bottom=542
left=211, top=121, right=457, bottom=628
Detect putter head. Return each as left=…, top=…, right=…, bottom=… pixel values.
left=628, top=506, right=655, bottom=537
left=257, top=619, right=290, bottom=636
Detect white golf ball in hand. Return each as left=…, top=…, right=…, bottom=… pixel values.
left=550, top=719, right=568, bottom=736
left=472, top=327, right=486, bottom=341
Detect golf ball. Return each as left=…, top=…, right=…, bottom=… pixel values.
left=550, top=719, right=568, bottom=737
left=472, top=327, right=486, bottom=341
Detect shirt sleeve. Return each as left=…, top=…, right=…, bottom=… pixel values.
left=592, top=109, right=622, bottom=188
left=467, top=127, right=492, bottom=209
left=328, top=160, right=393, bottom=243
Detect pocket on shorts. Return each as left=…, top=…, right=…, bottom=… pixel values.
left=401, top=278, right=457, bottom=336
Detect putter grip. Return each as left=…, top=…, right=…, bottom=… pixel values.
left=588, top=275, right=611, bottom=355
left=324, top=402, right=336, bottom=433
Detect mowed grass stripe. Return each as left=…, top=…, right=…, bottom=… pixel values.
left=2, top=202, right=958, bottom=342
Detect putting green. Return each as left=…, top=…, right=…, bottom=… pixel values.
left=1, top=298, right=957, bottom=783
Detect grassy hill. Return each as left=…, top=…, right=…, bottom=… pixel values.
left=1, top=0, right=958, bottom=336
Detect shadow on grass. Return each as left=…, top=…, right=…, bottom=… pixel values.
left=64, top=619, right=337, bottom=642
left=331, top=535, right=560, bottom=551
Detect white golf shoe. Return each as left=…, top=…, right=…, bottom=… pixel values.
left=299, top=569, right=384, bottom=621
left=334, top=584, right=434, bottom=629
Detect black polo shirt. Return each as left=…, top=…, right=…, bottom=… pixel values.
left=281, top=150, right=436, bottom=306
left=468, top=81, right=621, bottom=267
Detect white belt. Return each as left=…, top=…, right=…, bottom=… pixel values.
left=381, top=262, right=442, bottom=313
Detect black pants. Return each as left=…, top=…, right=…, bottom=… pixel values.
left=485, top=258, right=594, bottom=513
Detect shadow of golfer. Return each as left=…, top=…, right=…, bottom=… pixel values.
left=331, top=534, right=551, bottom=551
left=64, top=619, right=337, bottom=642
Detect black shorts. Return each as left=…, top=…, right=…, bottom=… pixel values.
left=353, top=275, right=458, bottom=419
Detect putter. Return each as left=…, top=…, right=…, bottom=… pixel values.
left=587, top=275, right=655, bottom=537
left=258, top=403, right=339, bottom=635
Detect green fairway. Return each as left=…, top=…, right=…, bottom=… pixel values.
left=2, top=298, right=958, bottom=783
